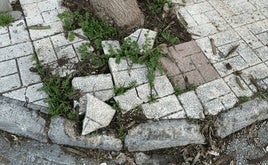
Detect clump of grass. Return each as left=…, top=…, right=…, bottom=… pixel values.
left=238, top=96, right=250, bottom=103
left=148, top=0, right=172, bottom=15
left=0, top=13, right=14, bottom=27
left=33, top=53, right=77, bottom=119
left=187, top=84, right=197, bottom=91
left=174, top=86, right=183, bottom=95
left=114, top=81, right=137, bottom=96
left=158, top=30, right=180, bottom=45
left=58, top=11, right=117, bottom=48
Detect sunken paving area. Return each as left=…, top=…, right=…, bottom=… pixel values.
left=0, top=0, right=268, bottom=161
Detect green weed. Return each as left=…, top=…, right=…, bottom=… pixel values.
left=0, top=13, right=14, bottom=27
left=114, top=81, right=137, bottom=96
left=187, top=84, right=197, bottom=91
left=174, top=86, right=183, bottom=95
left=148, top=0, right=172, bottom=15
left=158, top=30, right=180, bottom=45
left=238, top=96, right=250, bottom=103
left=33, top=53, right=77, bottom=119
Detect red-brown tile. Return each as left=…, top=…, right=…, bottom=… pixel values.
left=169, top=74, right=186, bottom=89
left=174, top=41, right=201, bottom=56
left=184, top=70, right=205, bottom=86
left=191, top=52, right=210, bottom=68
left=176, top=56, right=196, bottom=73
left=159, top=57, right=181, bottom=76
left=198, top=64, right=219, bottom=82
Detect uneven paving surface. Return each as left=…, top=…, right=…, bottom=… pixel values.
left=0, top=0, right=268, bottom=164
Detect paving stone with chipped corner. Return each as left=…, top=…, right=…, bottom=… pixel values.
left=114, top=88, right=143, bottom=113
left=178, top=91, right=205, bottom=119
left=82, top=94, right=116, bottom=135
left=142, top=95, right=185, bottom=119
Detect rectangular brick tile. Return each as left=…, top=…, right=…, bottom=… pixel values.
left=198, top=64, right=219, bottom=82
left=169, top=74, right=186, bottom=89
left=174, top=41, right=201, bottom=56
left=159, top=57, right=181, bottom=76
left=184, top=70, right=205, bottom=86
left=191, top=52, right=209, bottom=68
left=177, top=56, right=196, bottom=73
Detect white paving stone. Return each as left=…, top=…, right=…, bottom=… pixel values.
left=108, top=58, right=129, bottom=72
left=9, top=20, right=30, bottom=44
left=41, top=9, right=60, bottom=23
left=256, top=32, right=268, bottom=46
left=72, top=74, right=114, bottom=93
left=102, top=40, right=120, bottom=55
left=17, top=55, right=41, bottom=86
left=196, top=78, right=237, bottom=115
left=224, top=74, right=253, bottom=97
left=114, top=88, right=143, bottom=113
left=82, top=94, right=116, bottom=135
left=142, top=95, right=185, bottom=119
left=29, top=21, right=64, bottom=40
left=33, top=38, right=57, bottom=64
left=0, top=42, right=33, bottom=62
left=246, top=19, right=268, bottom=34
left=0, top=33, right=11, bottom=48
left=0, top=74, right=21, bottom=93
left=50, top=32, right=82, bottom=48
left=254, top=46, right=268, bottom=62
left=209, top=29, right=241, bottom=47
left=185, top=1, right=214, bottom=15
left=112, top=67, right=149, bottom=86
left=178, top=91, right=205, bottom=119
left=0, top=60, right=17, bottom=77
left=136, top=75, right=173, bottom=102
left=55, top=45, right=77, bottom=59
left=137, top=29, right=157, bottom=50
left=188, top=23, right=218, bottom=39
left=0, top=26, right=8, bottom=35
left=22, top=2, right=44, bottom=26
left=204, top=10, right=231, bottom=32
left=213, top=56, right=249, bottom=77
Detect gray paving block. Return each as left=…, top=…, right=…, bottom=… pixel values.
left=102, top=40, right=120, bottom=55
left=142, top=95, right=185, bottom=119
left=216, top=99, right=268, bottom=138
left=178, top=91, right=205, bottom=119
left=33, top=38, right=57, bottom=64
left=136, top=75, right=174, bottom=102
left=48, top=117, right=122, bottom=151
left=125, top=120, right=205, bottom=151
left=0, top=59, right=17, bottom=77
left=0, top=42, right=33, bottom=62
left=82, top=94, right=116, bottom=135
left=9, top=20, right=30, bottom=44
left=0, top=33, right=11, bottom=48
left=112, top=67, right=148, bottom=86
left=114, top=88, right=143, bottom=113
left=0, top=96, right=48, bottom=142
left=17, top=55, right=41, bottom=86
left=0, top=74, right=21, bottom=93
left=72, top=74, right=114, bottom=92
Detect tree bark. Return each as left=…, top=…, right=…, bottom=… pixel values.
left=0, top=0, right=12, bottom=13
left=89, top=0, right=144, bottom=30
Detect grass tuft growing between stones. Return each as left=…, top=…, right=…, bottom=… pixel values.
left=33, top=53, right=77, bottom=119
left=147, top=0, right=172, bottom=15
left=114, top=81, right=137, bottom=96
left=0, top=13, right=14, bottom=27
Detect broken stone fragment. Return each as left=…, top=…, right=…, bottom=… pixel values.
left=0, top=0, right=12, bottom=13
left=82, top=94, right=116, bottom=135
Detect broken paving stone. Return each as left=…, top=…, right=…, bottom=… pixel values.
left=0, top=96, right=48, bottom=142
left=215, top=99, right=268, bottom=138
left=102, top=40, right=120, bottom=55
left=125, top=28, right=157, bottom=51
left=125, top=120, right=205, bottom=151
left=142, top=95, right=185, bottom=119
left=72, top=74, right=114, bottom=101
left=136, top=75, right=174, bottom=102
left=178, top=91, right=205, bottom=119
left=82, top=94, right=116, bottom=135
left=114, top=88, right=143, bottom=113
left=48, top=117, right=122, bottom=151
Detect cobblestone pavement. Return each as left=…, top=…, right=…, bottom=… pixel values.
left=0, top=0, right=268, bottom=164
